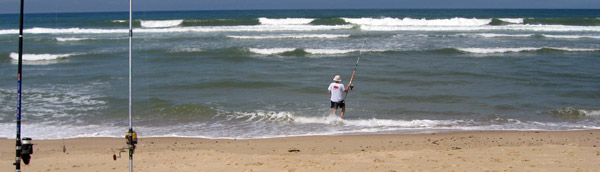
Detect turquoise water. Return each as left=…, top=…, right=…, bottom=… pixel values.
left=1, top=9, right=599, bottom=139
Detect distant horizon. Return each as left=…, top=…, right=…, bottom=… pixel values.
left=1, top=8, right=599, bottom=15
left=1, top=0, right=599, bottom=14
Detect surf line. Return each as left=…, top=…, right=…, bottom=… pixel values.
left=112, top=0, right=138, bottom=171
left=14, top=0, right=34, bottom=171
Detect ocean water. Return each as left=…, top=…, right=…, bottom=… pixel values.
left=1, top=9, right=599, bottom=139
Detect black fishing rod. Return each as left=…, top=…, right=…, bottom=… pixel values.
left=114, top=0, right=138, bottom=171
left=15, top=0, right=34, bottom=171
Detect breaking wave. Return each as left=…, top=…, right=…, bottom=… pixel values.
left=258, top=17, right=314, bottom=25
left=340, top=17, right=600, bottom=32
left=343, top=17, right=492, bottom=26
left=56, top=37, right=93, bottom=42
left=0, top=25, right=353, bottom=35
left=248, top=48, right=385, bottom=55
left=456, top=47, right=600, bottom=54
left=552, top=107, right=600, bottom=118
left=140, top=20, right=183, bottom=28
left=473, top=33, right=600, bottom=39
left=227, top=34, right=350, bottom=39
left=9, top=52, right=77, bottom=61
left=245, top=47, right=598, bottom=56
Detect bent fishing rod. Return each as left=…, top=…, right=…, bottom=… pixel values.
left=343, top=40, right=366, bottom=100
left=15, top=0, right=34, bottom=171
left=343, top=19, right=372, bottom=101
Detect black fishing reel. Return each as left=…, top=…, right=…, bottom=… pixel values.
left=21, top=138, right=33, bottom=165
left=350, top=83, right=354, bottom=90
left=113, top=130, right=137, bottom=160
left=14, top=137, right=33, bottom=166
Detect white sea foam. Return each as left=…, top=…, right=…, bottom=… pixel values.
left=169, top=47, right=204, bottom=53
left=56, top=37, right=91, bottom=42
left=475, top=33, right=533, bottom=38
left=360, top=25, right=600, bottom=32
left=26, top=27, right=126, bottom=34
left=3, top=109, right=600, bottom=140
left=472, top=33, right=600, bottom=39
left=258, top=17, right=314, bottom=25
left=248, top=48, right=296, bottom=55
left=340, top=18, right=600, bottom=31
left=457, top=47, right=599, bottom=54
left=499, top=18, right=524, bottom=24
left=583, top=110, right=600, bottom=116
left=304, top=49, right=356, bottom=54
left=343, top=17, right=492, bottom=26
left=140, top=19, right=183, bottom=28
left=305, top=48, right=385, bottom=54
left=293, top=115, right=463, bottom=128
left=9, top=52, right=76, bottom=61
left=248, top=48, right=384, bottom=55
left=228, top=111, right=464, bottom=128
left=543, top=35, right=600, bottom=39
left=0, top=25, right=353, bottom=35
left=112, top=20, right=127, bottom=23
left=227, top=34, right=350, bottom=39
left=458, top=47, right=539, bottom=53
left=0, top=123, right=122, bottom=139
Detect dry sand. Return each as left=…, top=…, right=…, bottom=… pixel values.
left=2, top=130, right=600, bottom=172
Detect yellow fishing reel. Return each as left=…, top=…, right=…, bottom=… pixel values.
left=113, top=129, right=138, bottom=160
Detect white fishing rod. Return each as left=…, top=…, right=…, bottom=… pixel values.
left=114, top=0, right=138, bottom=171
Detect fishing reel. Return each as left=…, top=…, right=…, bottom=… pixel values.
left=350, top=83, right=354, bottom=90
left=113, top=129, right=137, bottom=160
left=14, top=137, right=33, bottom=166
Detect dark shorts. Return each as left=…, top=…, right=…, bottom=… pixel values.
left=330, top=101, right=345, bottom=109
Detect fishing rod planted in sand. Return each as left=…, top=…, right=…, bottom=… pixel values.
left=14, top=0, right=34, bottom=171
left=113, top=0, right=138, bottom=171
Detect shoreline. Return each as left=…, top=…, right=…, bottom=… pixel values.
left=2, top=130, right=600, bottom=171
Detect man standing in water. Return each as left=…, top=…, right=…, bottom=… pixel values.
left=328, top=75, right=349, bottom=118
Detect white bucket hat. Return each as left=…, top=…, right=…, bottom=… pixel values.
left=333, top=75, right=342, bottom=82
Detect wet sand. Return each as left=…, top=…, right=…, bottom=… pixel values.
left=2, top=130, right=600, bottom=171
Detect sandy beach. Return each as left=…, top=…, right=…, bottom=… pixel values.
left=1, top=130, right=599, bottom=171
